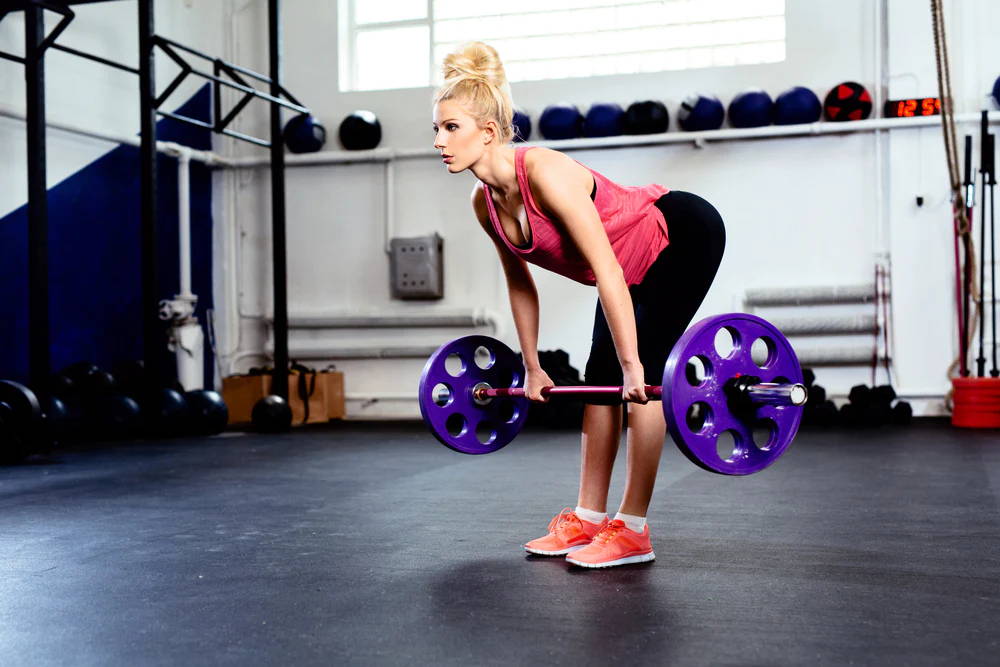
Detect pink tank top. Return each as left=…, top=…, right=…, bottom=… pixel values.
left=482, top=146, right=669, bottom=286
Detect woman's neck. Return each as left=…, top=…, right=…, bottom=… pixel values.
left=471, top=145, right=518, bottom=199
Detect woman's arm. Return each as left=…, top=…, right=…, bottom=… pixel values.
left=471, top=184, right=544, bottom=375
left=527, top=153, right=647, bottom=402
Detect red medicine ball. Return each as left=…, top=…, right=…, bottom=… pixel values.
left=823, top=81, right=873, bottom=122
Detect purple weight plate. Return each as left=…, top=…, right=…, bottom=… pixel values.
left=662, top=313, right=803, bottom=475
left=418, top=335, right=530, bottom=454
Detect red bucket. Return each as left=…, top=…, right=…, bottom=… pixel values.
left=951, top=377, right=1000, bottom=428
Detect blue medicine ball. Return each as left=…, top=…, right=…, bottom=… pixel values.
left=774, top=86, right=822, bottom=125
left=539, top=104, right=583, bottom=140
left=728, top=89, right=774, bottom=128
left=282, top=113, right=327, bottom=153
left=583, top=103, right=626, bottom=138
left=993, top=75, right=1000, bottom=108
left=677, top=94, right=725, bottom=131
left=512, top=109, right=532, bottom=142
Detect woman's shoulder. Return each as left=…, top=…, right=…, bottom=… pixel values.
left=523, top=147, right=592, bottom=195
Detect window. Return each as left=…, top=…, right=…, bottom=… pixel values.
left=339, top=0, right=785, bottom=92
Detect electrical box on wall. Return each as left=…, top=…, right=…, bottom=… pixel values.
left=389, top=233, right=444, bottom=299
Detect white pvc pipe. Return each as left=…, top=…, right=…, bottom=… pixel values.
left=0, top=104, right=227, bottom=165
left=178, top=148, right=193, bottom=298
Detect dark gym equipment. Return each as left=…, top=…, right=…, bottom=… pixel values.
left=143, top=387, right=189, bottom=436
left=774, top=86, right=822, bottom=125
left=802, top=367, right=816, bottom=388
left=252, top=395, right=293, bottom=433
left=40, top=394, right=70, bottom=443
left=185, top=389, right=229, bottom=435
left=992, top=75, right=1000, bottom=108
left=623, top=100, right=669, bottom=135
left=583, top=103, right=625, bottom=138
left=338, top=110, right=381, bottom=150
left=539, top=104, right=584, bottom=140
left=844, top=383, right=901, bottom=427
left=892, top=401, right=913, bottom=425
left=512, top=108, right=531, bottom=142
left=92, top=394, right=144, bottom=440
left=0, top=380, right=44, bottom=462
left=419, top=313, right=807, bottom=476
left=283, top=113, right=326, bottom=153
left=111, top=360, right=146, bottom=397
left=728, top=89, right=774, bottom=128
left=678, top=93, right=725, bottom=131
left=3, top=0, right=306, bottom=413
left=823, top=81, right=873, bottom=122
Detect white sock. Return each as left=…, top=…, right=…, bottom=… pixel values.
left=614, top=512, right=646, bottom=533
left=574, top=506, right=607, bottom=525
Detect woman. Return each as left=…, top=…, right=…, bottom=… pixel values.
left=432, top=43, right=725, bottom=569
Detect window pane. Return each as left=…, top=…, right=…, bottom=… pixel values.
left=356, top=26, right=430, bottom=90
left=355, top=0, right=427, bottom=25
left=350, top=0, right=784, bottom=90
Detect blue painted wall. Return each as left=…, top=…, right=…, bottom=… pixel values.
left=0, top=84, right=215, bottom=389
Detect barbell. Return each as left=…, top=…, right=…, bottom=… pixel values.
left=418, top=312, right=807, bottom=475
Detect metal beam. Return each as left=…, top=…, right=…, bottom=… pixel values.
left=25, top=2, right=50, bottom=391
left=269, top=0, right=289, bottom=401
left=138, top=0, right=161, bottom=391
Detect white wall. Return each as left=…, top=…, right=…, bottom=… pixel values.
left=219, top=0, right=1000, bottom=418
left=3, top=1, right=999, bottom=419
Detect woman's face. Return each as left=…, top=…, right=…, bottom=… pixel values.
left=432, top=100, right=486, bottom=173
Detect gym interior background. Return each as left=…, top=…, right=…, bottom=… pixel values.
left=1, top=0, right=998, bottom=664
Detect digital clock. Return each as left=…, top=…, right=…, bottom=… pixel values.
left=884, top=97, right=941, bottom=118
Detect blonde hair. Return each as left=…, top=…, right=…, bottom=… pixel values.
left=433, top=42, right=515, bottom=144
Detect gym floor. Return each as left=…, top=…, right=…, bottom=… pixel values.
left=1, top=420, right=997, bottom=665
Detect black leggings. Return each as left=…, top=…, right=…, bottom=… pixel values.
left=582, top=190, right=726, bottom=404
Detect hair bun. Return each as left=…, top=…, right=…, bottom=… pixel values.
left=441, top=41, right=507, bottom=89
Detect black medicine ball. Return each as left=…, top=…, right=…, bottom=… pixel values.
left=823, top=81, right=872, bottom=122
left=623, top=100, right=669, bottom=135
left=283, top=113, right=327, bottom=153
left=338, top=110, right=382, bottom=150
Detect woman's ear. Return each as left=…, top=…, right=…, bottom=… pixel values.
left=482, top=119, right=499, bottom=145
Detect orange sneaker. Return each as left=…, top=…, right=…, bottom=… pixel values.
left=523, top=508, right=609, bottom=556
left=564, top=519, right=655, bottom=568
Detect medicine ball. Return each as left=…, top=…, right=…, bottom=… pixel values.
left=539, top=104, right=583, bottom=140
left=678, top=94, right=725, bottom=131
left=774, top=86, right=822, bottom=125
left=338, top=110, right=382, bottom=150
left=512, top=108, right=532, bottom=142
left=91, top=394, right=143, bottom=440
left=992, top=75, right=1000, bottom=108
left=623, top=100, right=669, bottom=135
left=252, top=395, right=292, bottom=433
left=185, top=389, right=229, bottom=436
left=823, top=81, right=872, bottom=122
left=583, top=103, right=626, bottom=138
left=143, top=387, right=189, bottom=437
left=728, top=89, right=774, bottom=128
left=283, top=113, right=327, bottom=153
